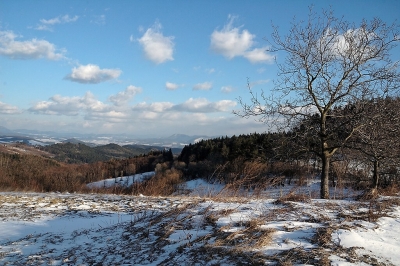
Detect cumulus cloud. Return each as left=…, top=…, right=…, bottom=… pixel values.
left=132, top=102, right=174, bottom=113
left=108, top=85, right=142, bottom=106
left=0, top=101, right=21, bottom=114
left=27, top=88, right=237, bottom=135
left=193, top=82, right=212, bottom=91
left=137, top=21, right=174, bottom=64
left=173, top=98, right=236, bottom=113
left=320, top=27, right=380, bottom=62
left=84, top=110, right=128, bottom=122
left=65, top=64, right=122, bottom=84
left=29, top=92, right=109, bottom=115
left=0, top=30, right=65, bottom=60
left=36, top=14, right=79, bottom=31
left=211, top=15, right=254, bottom=59
left=165, top=82, right=180, bottom=90
left=210, top=15, right=273, bottom=64
left=244, top=47, right=274, bottom=63
left=131, top=98, right=236, bottom=113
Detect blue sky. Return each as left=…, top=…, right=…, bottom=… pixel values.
left=0, top=0, right=399, bottom=138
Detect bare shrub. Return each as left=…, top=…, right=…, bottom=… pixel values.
left=274, top=190, right=311, bottom=204
left=130, top=168, right=184, bottom=196
left=379, top=184, right=400, bottom=196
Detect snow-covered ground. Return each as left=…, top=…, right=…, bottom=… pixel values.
left=87, top=172, right=155, bottom=189
left=0, top=182, right=399, bottom=265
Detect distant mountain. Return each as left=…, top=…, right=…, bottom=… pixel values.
left=0, top=126, right=214, bottom=150
left=0, top=126, right=19, bottom=136
left=165, top=134, right=209, bottom=143
left=138, top=134, right=210, bottom=147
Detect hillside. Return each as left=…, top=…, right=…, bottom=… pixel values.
left=40, top=142, right=170, bottom=164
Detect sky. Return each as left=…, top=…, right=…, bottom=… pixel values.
left=0, top=0, right=399, bottom=138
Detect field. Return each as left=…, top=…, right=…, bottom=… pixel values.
left=0, top=179, right=399, bottom=265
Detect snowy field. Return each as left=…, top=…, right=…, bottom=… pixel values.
left=0, top=180, right=399, bottom=265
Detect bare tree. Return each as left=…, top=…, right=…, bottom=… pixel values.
left=235, top=8, right=400, bottom=198
left=348, top=97, right=400, bottom=193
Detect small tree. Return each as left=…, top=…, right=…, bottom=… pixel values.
left=235, top=8, right=400, bottom=198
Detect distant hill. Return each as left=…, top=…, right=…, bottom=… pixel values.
left=0, top=126, right=20, bottom=136
left=40, top=142, right=169, bottom=164
left=62, top=138, right=89, bottom=145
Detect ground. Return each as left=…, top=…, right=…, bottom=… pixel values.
left=0, top=180, right=399, bottom=265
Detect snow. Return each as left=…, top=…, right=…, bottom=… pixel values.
left=86, top=171, right=155, bottom=189
left=0, top=186, right=399, bottom=265
left=333, top=207, right=400, bottom=265
left=28, top=140, right=50, bottom=146
left=179, top=178, right=225, bottom=196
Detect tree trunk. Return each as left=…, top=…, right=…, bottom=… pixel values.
left=320, top=152, right=330, bottom=199
left=372, top=160, right=379, bottom=189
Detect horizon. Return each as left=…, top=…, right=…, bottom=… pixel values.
left=1, top=0, right=399, bottom=138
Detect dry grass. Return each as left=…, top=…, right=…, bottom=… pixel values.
left=213, top=217, right=276, bottom=249
left=203, top=208, right=236, bottom=225
left=268, top=247, right=331, bottom=266
left=313, top=226, right=334, bottom=248
left=274, top=192, right=311, bottom=204
left=379, top=184, right=400, bottom=196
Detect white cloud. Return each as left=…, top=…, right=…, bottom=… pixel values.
left=165, top=82, right=180, bottom=90
left=173, top=98, right=236, bottom=113
left=205, top=68, right=215, bottom=74
left=40, top=14, right=79, bottom=25
left=321, top=27, right=379, bottom=62
left=29, top=92, right=109, bottom=116
left=0, top=30, right=65, bottom=60
left=108, top=85, right=142, bottom=106
left=221, top=86, right=234, bottom=93
left=211, top=15, right=273, bottom=64
left=211, top=15, right=254, bottom=59
left=257, top=67, right=266, bottom=73
left=132, top=98, right=236, bottom=113
left=138, top=21, right=174, bottom=64
left=0, top=101, right=21, bottom=114
left=193, top=82, right=212, bottom=91
left=65, top=64, right=122, bottom=84
left=85, top=110, right=128, bottom=122
left=244, top=47, right=274, bottom=64
left=26, top=90, right=238, bottom=136
left=249, top=79, right=270, bottom=88
left=132, top=102, right=174, bottom=113
left=35, top=14, right=79, bottom=31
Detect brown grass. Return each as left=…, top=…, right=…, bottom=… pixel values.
left=213, top=217, right=276, bottom=249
